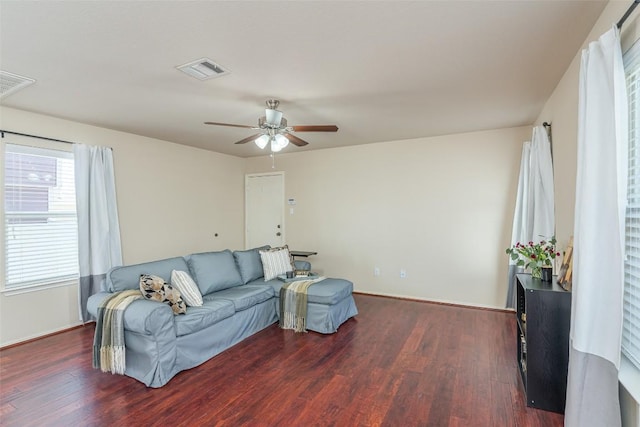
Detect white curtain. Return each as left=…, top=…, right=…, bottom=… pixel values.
left=506, top=141, right=531, bottom=308
left=565, top=25, right=627, bottom=427
left=513, top=142, right=532, bottom=247
left=74, top=144, right=123, bottom=322
left=528, top=126, right=555, bottom=240
left=505, top=127, right=555, bottom=308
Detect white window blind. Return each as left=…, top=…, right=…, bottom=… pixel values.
left=4, top=143, right=78, bottom=290
left=624, top=40, right=640, bottom=369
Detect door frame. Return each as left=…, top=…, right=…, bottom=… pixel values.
left=244, top=171, right=285, bottom=249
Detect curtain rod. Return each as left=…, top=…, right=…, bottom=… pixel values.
left=542, top=121, right=552, bottom=139
left=0, top=129, right=76, bottom=145
left=542, top=121, right=553, bottom=162
left=618, top=0, right=640, bottom=29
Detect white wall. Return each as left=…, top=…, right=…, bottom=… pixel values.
left=0, top=106, right=245, bottom=346
left=246, top=126, right=529, bottom=309
left=0, top=106, right=526, bottom=347
left=535, top=1, right=640, bottom=425
left=535, top=1, right=630, bottom=251
left=0, top=2, right=636, bottom=422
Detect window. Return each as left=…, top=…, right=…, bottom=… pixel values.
left=624, top=40, right=640, bottom=370
left=3, top=143, right=78, bottom=291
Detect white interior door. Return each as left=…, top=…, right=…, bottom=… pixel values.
left=245, top=172, right=284, bottom=249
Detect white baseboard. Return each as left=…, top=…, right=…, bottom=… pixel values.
left=1, top=322, right=84, bottom=349
left=353, top=290, right=509, bottom=311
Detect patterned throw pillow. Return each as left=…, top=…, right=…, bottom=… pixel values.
left=139, top=274, right=187, bottom=315
left=171, top=270, right=203, bottom=307
left=259, top=245, right=295, bottom=281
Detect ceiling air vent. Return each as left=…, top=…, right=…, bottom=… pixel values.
left=176, top=58, right=230, bottom=80
left=0, top=70, right=36, bottom=98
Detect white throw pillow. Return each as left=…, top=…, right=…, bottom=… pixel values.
left=259, top=246, right=294, bottom=281
left=171, top=270, right=203, bottom=307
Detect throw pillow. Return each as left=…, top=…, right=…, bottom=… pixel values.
left=139, top=274, right=187, bottom=315
left=171, top=270, right=203, bottom=307
left=259, top=245, right=295, bottom=281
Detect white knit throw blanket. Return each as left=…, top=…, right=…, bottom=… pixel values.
left=279, top=276, right=325, bottom=333
left=93, top=290, right=142, bottom=375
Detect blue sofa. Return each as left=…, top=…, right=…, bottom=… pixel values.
left=86, top=248, right=358, bottom=387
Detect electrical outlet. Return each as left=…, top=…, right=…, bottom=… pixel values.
left=374, top=267, right=380, bottom=277
left=400, top=269, right=407, bottom=278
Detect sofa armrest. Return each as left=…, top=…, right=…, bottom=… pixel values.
left=87, top=292, right=111, bottom=318
left=122, top=299, right=176, bottom=337
left=87, top=292, right=176, bottom=337
left=294, top=260, right=311, bottom=271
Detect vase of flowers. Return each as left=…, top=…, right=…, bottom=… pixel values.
left=506, top=237, right=561, bottom=280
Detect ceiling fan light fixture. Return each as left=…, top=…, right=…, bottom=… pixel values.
left=270, top=140, right=283, bottom=152
left=271, top=134, right=289, bottom=152
left=255, top=134, right=270, bottom=149
left=274, top=134, right=289, bottom=150
left=205, top=99, right=337, bottom=150
left=265, top=109, right=283, bottom=127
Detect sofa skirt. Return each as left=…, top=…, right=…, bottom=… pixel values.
left=275, top=295, right=358, bottom=334
left=127, top=298, right=277, bottom=388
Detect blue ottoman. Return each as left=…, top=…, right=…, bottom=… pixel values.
left=268, top=277, right=358, bottom=334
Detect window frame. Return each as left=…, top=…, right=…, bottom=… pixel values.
left=621, top=35, right=640, bottom=404
left=1, top=138, right=79, bottom=296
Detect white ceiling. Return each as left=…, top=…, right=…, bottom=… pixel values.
left=0, top=1, right=608, bottom=157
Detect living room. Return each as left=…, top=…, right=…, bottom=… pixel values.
left=1, top=1, right=638, bottom=425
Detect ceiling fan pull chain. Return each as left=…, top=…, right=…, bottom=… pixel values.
left=271, top=153, right=275, bottom=169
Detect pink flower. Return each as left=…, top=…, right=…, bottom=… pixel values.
left=531, top=254, right=536, bottom=259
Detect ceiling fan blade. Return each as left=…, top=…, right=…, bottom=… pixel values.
left=291, top=125, right=338, bottom=132
left=234, top=134, right=263, bottom=145
left=284, top=133, right=309, bottom=147
left=205, top=121, right=255, bottom=129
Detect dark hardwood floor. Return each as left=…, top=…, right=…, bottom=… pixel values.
left=0, top=294, right=563, bottom=426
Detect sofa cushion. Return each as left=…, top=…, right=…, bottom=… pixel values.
left=188, top=250, right=243, bottom=295
left=203, top=285, right=274, bottom=312
left=173, top=299, right=236, bottom=337
left=259, top=246, right=295, bottom=281
left=259, top=277, right=353, bottom=306
left=107, top=257, right=190, bottom=292
left=139, top=274, right=187, bottom=315
left=171, top=270, right=203, bottom=307
left=233, top=246, right=269, bottom=284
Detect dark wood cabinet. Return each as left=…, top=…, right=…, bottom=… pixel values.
left=516, top=273, right=571, bottom=414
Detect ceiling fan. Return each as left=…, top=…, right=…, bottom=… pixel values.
left=205, top=99, right=338, bottom=152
